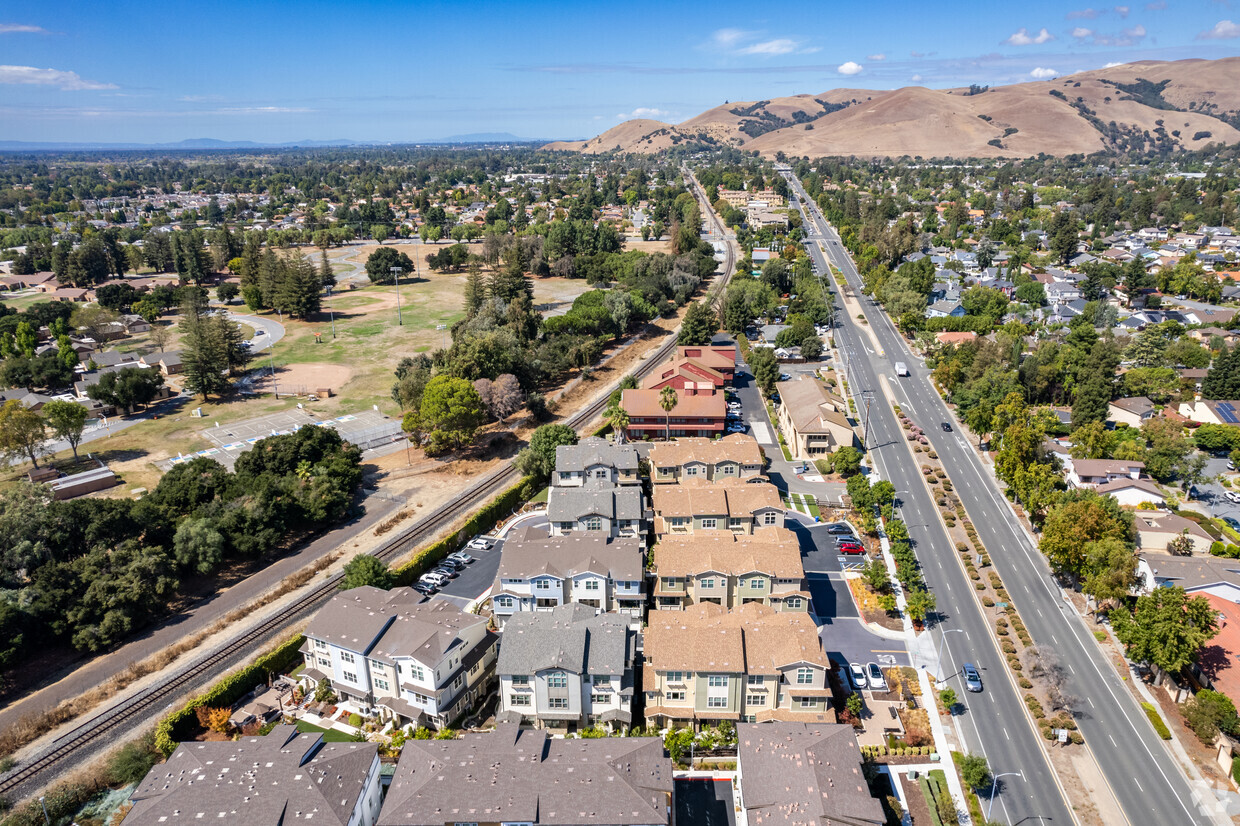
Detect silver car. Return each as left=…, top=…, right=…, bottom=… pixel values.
left=849, top=663, right=867, bottom=690
left=963, top=663, right=983, bottom=693
left=866, top=663, right=888, bottom=692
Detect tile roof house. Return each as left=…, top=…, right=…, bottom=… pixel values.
left=547, top=478, right=647, bottom=546
left=736, top=722, right=885, bottom=826
left=301, top=587, right=497, bottom=730
left=378, top=724, right=672, bottom=826
left=774, top=377, right=857, bottom=460
left=621, top=387, right=726, bottom=440
left=490, top=526, right=645, bottom=626
left=1178, top=399, right=1240, bottom=427
left=496, top=604, right=636, bottom=730
left=1134, top=511, right=1213, bottom=556
left=642, top=344, right=737, bottom=392
left=1107, top=396, right=1156, bottom=428
left=652, top=477, right=783, bottom=535
left=642, top=602, right=832, bottom=729
left=552, top=436, right=640, bottom=487
left=648, top=433, right=765, bottom=484
left=1191, top=594, right=1240, bottom=712
left=934, top=331, right=978, bottom=345
left=651, top=526, right=808, bottom=612
left=126, top=725, right=383, bottom=826
left=1064, top=458, right=1146, bottom=488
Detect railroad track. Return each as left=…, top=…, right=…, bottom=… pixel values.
left=0, top=170, right=737, bottom=802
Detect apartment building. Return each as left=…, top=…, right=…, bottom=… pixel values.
left=127, top=726, right=383, bottom=826
left=546, top=478, right=647, bottom=546
left=651, top=477, right=784, bottom=535
left=301, top=587, right=497, bottom=730
left=552, top=436, right=640, bottom=487
left=621, top=386, right=727, bottom=440
left=648, top=433, right=765, bottom=484
left=642, top=602, right=833, bottom=729
left=496, top=604, right=636, bottom=731
left=380, top=724, right=672, bottom=826
left=641, top=344, right=737, bottom=392
left=490, top=526, right=645, bottom=626
left=651, top=526, right=808, bottom=612
left=773, top=376, right=856, bottom=459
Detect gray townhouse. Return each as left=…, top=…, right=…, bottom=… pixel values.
left=553, top=436, right=640, bottom=486
left=496, top=604, right=636, bottom=731
left=547, top=477, right=648, bottom=547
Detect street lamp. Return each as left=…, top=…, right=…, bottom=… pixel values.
left=988, top=772, right=1024, bottom=821
left=325, top=286, right=337, bottom=339
left=39, top=796, right=49, bottom=825
left=935, top=628, right=964, bottom=681
left=390, top=266, right=404, bottom=326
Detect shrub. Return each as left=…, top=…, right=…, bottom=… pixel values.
left=348, top=713, right=363, bottom=727
left=982, top=596, right=995, bottom=607
left=1019, top=677, right=1033, bottom=689
left=107, top=732, right=161, bottom=785
left=1025, top=695, right=1046, bottom=719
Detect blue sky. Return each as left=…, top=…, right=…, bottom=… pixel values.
left=2, top=0, right=1240, bottom=144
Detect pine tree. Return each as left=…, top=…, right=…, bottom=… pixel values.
left=1202, top=343, right=1240, bottom=400
left=463, top=263, right=486, bottom=318
left=318, top=250, right=336, bottom=290
left=179, top=298, right=231, bottom=400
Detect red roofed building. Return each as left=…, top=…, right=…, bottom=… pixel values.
left=935, top=331, right=978, bottom=345
left=621, top=387, right=725, bottom=440
left=1196, top=594, right=1240, bottom=710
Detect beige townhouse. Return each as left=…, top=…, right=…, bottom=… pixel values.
left=648, top=433, right=766, bottom=484
left=651, top=477, right=784, bottom=535
left=651, top=526, right=808, bottom=612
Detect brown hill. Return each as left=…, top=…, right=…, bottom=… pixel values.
left=545, top=57, right=1240, bottom=158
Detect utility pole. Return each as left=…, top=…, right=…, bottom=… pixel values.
left=861, top=390, right=874, bottom=450
left=390, top=266, right=403, bottom=326
left=325, top=286, right=336, bottom=338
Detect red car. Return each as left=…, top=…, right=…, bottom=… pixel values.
left=838, top=541, right=865, bottom=554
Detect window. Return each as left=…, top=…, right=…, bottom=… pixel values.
left=313, top=638, right=327, bottom=650
left=317, top=656, right=330, bottom=669
left=747, top=675, right=764, bottom=686
left=536, top=579, right=551, bottom=590
left=369, top=659, right=386, bottom=672
left=343, top=671, right=358, bottom=683
left=746, top=694, right=763, bottom=706
left=796, top=667, right=814, bottom=685
left=592, top=694, right=612, bottom=704
left=511, top=675, right=529, bottom=686
left=700, top=577, right=715, bottom=589
left=665, top=690, right=686, bottom=702
left=708, top=675, right=728, bottom=688
left=786, top=597, right=802, bottom=609
left=584, top=516, right=602, bottom=531
left=592, top=675, right=610, bottom=687
left=453, top=675, right=463, bottom=690
left=700, top=518, right=717, bottom=530
left=509, top=694, right=530, bottom=707
left=584, top=579, right=600, bottom=590
left=743, top=714, right=757, bottom=723
left=549, top=698, right=569, bottom=709
left=729, top=518, right=745, bottom=529
left=720, top=464, right=736, bottom=475
left=375, top=678, right=389, bottom=692
left=799, top=697, right=817, bottom=709
left=707, top=696, right=728, bottom=708
left=594, top=469, right=608, bottom=479
left=662, top=577, right=679, bottom=589
left=496, top=596, right=513, bottom=608
left=339, top=651, right=355, bottom=664
left=763, top=511, right=779, bottom=525
left=686, top=465, right=700, bottom=476
left=547, top=672, right=568, bottom=688
left=407, top=664, right=425, bottom=682
left=665, top=671, right=684, bottom=684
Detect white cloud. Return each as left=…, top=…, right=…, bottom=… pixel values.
left=738, top=38, right=800, bottom=56
left=1105, top=61, right=1124, bottom=67
left=1031, top=67, right=1059, bottom=78
left=867, top=53, right=886, bottom=61
left=708, top=27, right=816, bottom=56
left=1198, top=19, right=1240, bottom=39
left=1115, top=5, right=1130, bottom=17
left=911, top=74, right=924, bottom=82
left=711, top=28, right=749, bottom=48
left=616, top=107, right=670, bottom=120
left=0, top=23, right=48, bottom=33
left=1067, top=8, right=1101, bottom=18
left=0, top=65, right=116, bottom=90
left=1072, top=27, right=1094, bottom=37
left=1144, top=1, right=1166, bottom=9
left=837, top=61, right=864, bottom=75
left=1006, top=27, right=1055, bottom=45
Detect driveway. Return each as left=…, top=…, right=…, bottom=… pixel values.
left=1189, top=454, right=1240, bottom=524
left=429, top=512, right=547, bottom=609
left=226, top=311, right=286, bottom=347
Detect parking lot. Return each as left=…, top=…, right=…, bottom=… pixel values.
left=1191, top=454, right=1240, bottom=525
left=425, top=514, right=549, bottom=609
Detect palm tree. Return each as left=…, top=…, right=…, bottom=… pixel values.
left=658, top=386, right=679, bottom=441
left=605, top=403, right=630, bottom=444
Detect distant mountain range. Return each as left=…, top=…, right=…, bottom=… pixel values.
left=0, top=133, right=551, bottom=151
left=546, top=57, right=1240, bottom=158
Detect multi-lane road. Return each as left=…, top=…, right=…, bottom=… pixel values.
left=784, top=171, right=1217, bottom=826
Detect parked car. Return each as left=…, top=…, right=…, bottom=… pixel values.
left=438, top=558, right=465, bottom=572
left=849, top=663, right=868, bottom=690
left=827, top=523, right=853, bottom=534
left=420, top=572, right=449, bottom=587
left=1224, top=516, right=1240, bottom=532
left=1228, top=491, right=1240, bottom=504
left=413, top=582, right=437, bottom=596
left=838, top=541, right=865, bottom=554
left=779, top=373, right=792, bottom=381
left=466, top=536, right=493, bottom=551
left=447, top=551, right=474, bottom=565
left=962, top=663, right=983, bottom=693
left=431, top=565, right=459, bottom=579
left=941, top=422, right=952, bottom=432
left=866, top=663, right=888, bottom=692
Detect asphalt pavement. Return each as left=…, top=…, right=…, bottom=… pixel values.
left=786, top=172, right=1219, bottom=825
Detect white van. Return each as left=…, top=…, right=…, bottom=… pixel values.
left=894, top=362, right=910, bottom=377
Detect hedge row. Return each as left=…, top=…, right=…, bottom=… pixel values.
left=1141, top=701, right=1172, bottom=740
left=392, top=475, right=538, bottom=587
left=153, top=633, right=306, bottom=757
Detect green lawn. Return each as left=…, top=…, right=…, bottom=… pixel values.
left=295, top=720, right=360, bottom=742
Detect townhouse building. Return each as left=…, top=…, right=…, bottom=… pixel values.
left=773, top=377, right=857, bottom=459
left=379, top=724, right=673, bottom=826
left=648, top=433, right=765, bottom=484
left=490, top=526, right=645, bottom=626
left=651, top=477, right=783, bottom=535
left=651, top=526, right=808, bottom=612
left=546, top=478, right=647, bottom=546
left=301, top=587, right=497, bottom=730
left=496, top=604, right=636, bottom=731
left=642, top=602, right=833, bottom=730
left=127, top=726, right=383, bottom=826
left=552, top=436, right=640, bottom=487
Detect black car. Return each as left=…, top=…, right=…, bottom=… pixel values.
left=827, top=524, right=853, bottom=534
left=941, top=422, right=952, bottom=432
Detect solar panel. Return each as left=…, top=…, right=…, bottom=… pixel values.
left=1217, top=402, right=1240, bottom=425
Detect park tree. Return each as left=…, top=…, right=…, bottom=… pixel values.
left=676, top=300, right=716, bottom=346
left=1112, top=586, right=1219, bottom=675
left=340, top=554, right=395, bottom=590
left=958, top=753, right=991, bottom=791
left=406, top=375, right=487, bottom=455
left=748, top=346, right=779, bottom=394
left=216, top=282, right=239, bottom=304
left=179, top=299, right=246, bottom=400
left=1080, top=536, right=1137, bottom=608
left=70, top=305, right=122, bottom=343
left=515, top=423, right=578, bottom=479
left=473, top=373, right=524, bottom=421
left=830, top=445, right=862, bottom=477
left=87, top=366, right=165, bottom=412
left=172, top=517, right=225, bottom=575
left=0, top=400, right=49, bottom=468
left=392, top=354, right=434, bottom=412
left=42, top=399, right=88, bottom=460
left=371, top=225, right=389, bottom=244
left=1039, top=492, right=1131, bottom=578
left=365, top=246, right=415, bottom=283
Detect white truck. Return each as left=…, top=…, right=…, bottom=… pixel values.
left=894, top=362, right=910, bottom=377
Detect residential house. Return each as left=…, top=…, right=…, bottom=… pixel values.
left=1135, top=554, right=1240, bottom=599
left=1064, top=458, right=1146, bottom=488
left=651, top=526, right=808, bottom=612
left=642, top=602, right=833, bottom=729
left=934, top=331, right=978, bottom=346
left=126, top=726, right=383, bottom=826
left=378, top=724, right=672, bottom=826
left=774, top=376, right=856, bottom=459
left=490, top=526, right=644, bottom=626
left=300, top=586, right=497, bottom=729
left=1182, top=306, right=1237, bottom=327
left=925, top=300, right=965, bottom=318
left=621, top=386, right=726, bottom=440
left=1188, top=326, right=1236, bottom=346
left=736, top=722, right=885, bottom=826
left=1134, top=511, right=1213, bottom=556
left=496, top=605, right=636, bottom=731
left=552, top=436, right=640, bottom=487
left=140, top=350, right=183, bottom=375
left=1179, top=399, right=1240, bottom=427
left=648, top=433, right=765, bottom=484
left=1095, top=477, right=1166, bottom=508
left=673, top=344, right=737, bottom=381
left=1045, top=282, right=1083, bottom=305
left=1108, top=396, right=1156, bottom=428
left=546, top=478, right=646, bottom=545
left=652, top=477, right=784, bottom=535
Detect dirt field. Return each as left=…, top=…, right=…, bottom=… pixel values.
left=253, top=362, right=355, bottom=397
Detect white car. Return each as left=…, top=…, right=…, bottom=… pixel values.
left=420, top=572, right=449, bottom=587
left=447, top=551, right=474, bottom=565
left=466, top=537, right=494, bottom=551
left=866, top=663, right=888, bottom=692
left=848, top=663, right=867, bottom=690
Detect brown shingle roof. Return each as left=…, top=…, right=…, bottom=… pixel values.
left=653, top=527, right=803, bottom=579
left=648, top=433, right=764, bottom=469
left=651, top=477, right=781, bottom=519
left=644, top=603, right=826, bottom=676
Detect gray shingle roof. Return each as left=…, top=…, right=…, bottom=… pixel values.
left=547, top=479, right=644, bottom=522
left=497, top=604, right=633, bottom=676
left=555, top=436, right=639, bottom=473
left=495, top=525, right=644, bottom=584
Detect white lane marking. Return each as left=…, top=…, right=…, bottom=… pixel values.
left=1110, top=735, right=1118, bottom=747
left=1089, top=697, right=1095, bottom=708
left=1003, top=727, right=1011, bottom=741
left=1134, top=777, right=1144, bottom=792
